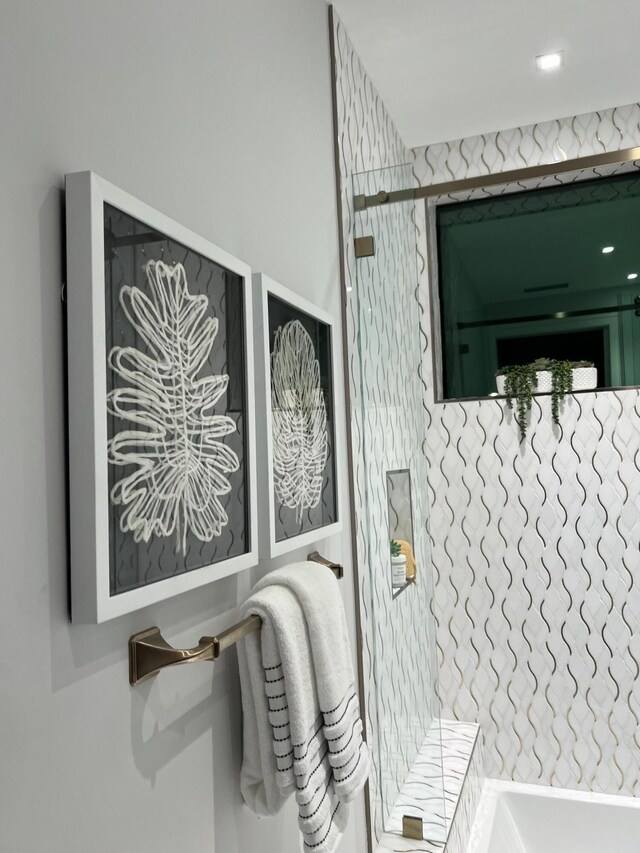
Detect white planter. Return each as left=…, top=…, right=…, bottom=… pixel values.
left=391, top=554, right=406, bottom=587
left=496, top=366, right=597, bottom=396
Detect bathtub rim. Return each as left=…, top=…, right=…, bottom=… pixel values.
left=466, top=778, right=640, bottom=853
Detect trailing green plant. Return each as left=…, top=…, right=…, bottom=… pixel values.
left=545, top=359, right=572, bottom=424
left=496, top=358, right=594, bottom=442
left=390, top=539, right=401, bottom=557
left=497, top=362, right=537, bottom=442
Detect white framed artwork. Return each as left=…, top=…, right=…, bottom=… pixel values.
left=253, top=274, right=342, bottom=558
left=65, top=171, right=257, bottom=622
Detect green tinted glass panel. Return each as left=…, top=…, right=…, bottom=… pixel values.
left=436, top=171, right=640, bottom=399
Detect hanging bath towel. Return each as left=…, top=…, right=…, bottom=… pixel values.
left=237, top=562, right=369, bottom=853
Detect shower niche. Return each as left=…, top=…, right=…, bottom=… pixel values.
left=386, top=469, right=416, bottom=594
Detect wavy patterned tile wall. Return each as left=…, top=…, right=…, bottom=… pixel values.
left=330, top=10, right=443, bottom=846
left=413, top=104, right=640, bottom=184
left=413, top=104, right=640, bottom=793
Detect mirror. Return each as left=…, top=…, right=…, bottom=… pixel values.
left=432, top=161, right=640, bottom=400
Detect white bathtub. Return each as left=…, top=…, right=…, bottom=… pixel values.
left=466, top=779, right=640, bottom=853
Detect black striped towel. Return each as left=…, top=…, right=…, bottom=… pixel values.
left=237, top=562, right=369, bottom=853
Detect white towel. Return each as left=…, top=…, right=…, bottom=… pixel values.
left=237, top=562, right=369, bottom=853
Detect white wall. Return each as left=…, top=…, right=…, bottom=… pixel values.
left=0, top=2, right=366, bottom=851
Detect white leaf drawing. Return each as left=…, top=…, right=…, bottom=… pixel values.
left=107, top=260, right=239, bottom=553
left=271, top=319, right=328, bottom=521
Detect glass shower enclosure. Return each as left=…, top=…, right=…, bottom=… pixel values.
left=349, top=163, right=446, bottom=847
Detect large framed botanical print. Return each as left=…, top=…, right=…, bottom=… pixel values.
left=254, top=274, right=341, bottom=558
left=65, top=172, right=257, bottom=622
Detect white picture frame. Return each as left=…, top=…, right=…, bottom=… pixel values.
left=253, top=273, right=342, bottom=558
left=66, top=171, right=258, bottom=623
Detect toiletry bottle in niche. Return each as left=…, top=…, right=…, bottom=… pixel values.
left=390, top=539, right=406, bottom=586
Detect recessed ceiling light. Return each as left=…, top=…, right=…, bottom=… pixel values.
left=628, top=273, right=638, bottom=280
left=602, top=246, right=615, bottom=254
left=535, top=51, right=563, bottom=72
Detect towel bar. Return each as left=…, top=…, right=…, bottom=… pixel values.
left=128, top=553, right=343, bottom=686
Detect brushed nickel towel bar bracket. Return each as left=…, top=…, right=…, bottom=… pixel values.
left=128, top=552, right=343, bottom=686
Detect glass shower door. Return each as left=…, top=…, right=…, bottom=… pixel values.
left=350, top=163, right=446, bottom=845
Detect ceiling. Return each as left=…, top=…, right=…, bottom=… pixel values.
left=331, top=0, right=640, bottom=148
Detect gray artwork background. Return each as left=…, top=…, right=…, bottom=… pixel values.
left=104, top=203, right=248, bottom=597
left=267, top=294, right=337, bottom=542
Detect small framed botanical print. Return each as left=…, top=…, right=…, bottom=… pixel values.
left=65, top=172, right=257, bottom=622
left=254, top=274, right=342, bottom=557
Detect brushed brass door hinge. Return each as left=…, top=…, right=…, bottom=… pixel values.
left=354, top=235, right=375, bottom=258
